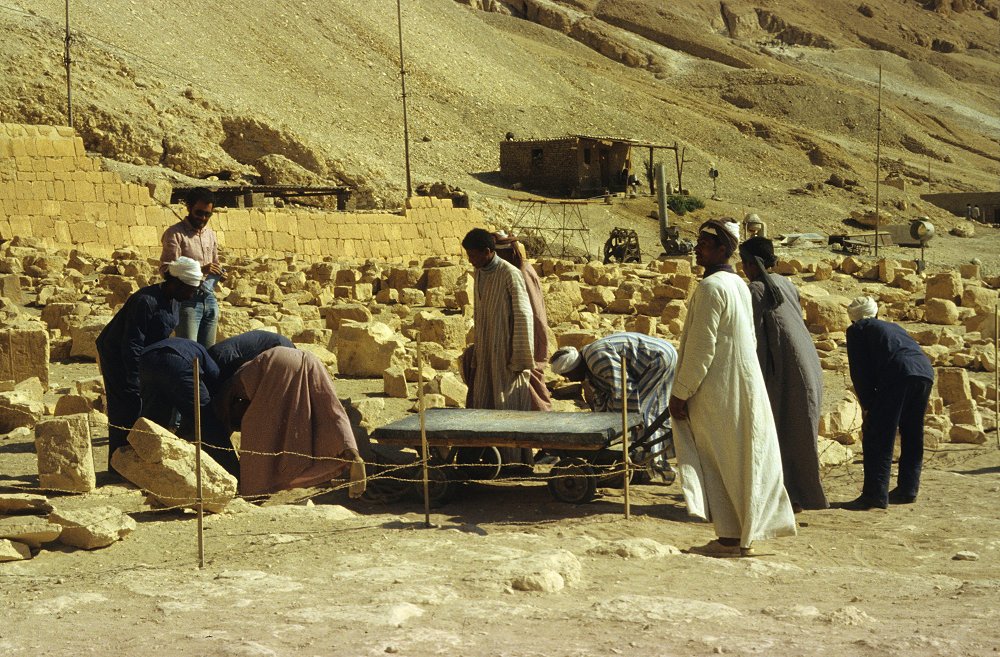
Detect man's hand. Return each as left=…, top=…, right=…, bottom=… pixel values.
left=668, top=394, right=688, bottom=421
left=203, top=262, right=225, bottom=279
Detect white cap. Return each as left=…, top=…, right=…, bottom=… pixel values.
left=847, top=296, right=878, bottom=322
left=550, top=347, right=583, bottom=375
left=167, top=256, right=204, bottom=288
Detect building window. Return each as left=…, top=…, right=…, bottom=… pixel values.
left=531, top=148, right=543, bottom=164
left=583, top=148, right=591, bottom=165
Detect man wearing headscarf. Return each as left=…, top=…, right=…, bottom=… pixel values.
left=95, top=257, right=202, bottom=475
left=668, top=219, right=796, bottom=557
left=551, top=333, right=677, bottom=480
left=209, top=330, right=295, bottom=383
left=843, top=296, right=934, bottom=510
left=492, top=232, right=552, bottom=412
left=739, top=237, right=827, bottom=511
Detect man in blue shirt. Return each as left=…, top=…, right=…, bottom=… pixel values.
left=843, top=296, right=934, bottom=510
left=95, top=257, right=203, bottom=475
left=209, top=330, right=294, bottom=383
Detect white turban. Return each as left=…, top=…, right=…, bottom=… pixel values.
left=847, top=296, right=878, bottom=322
left=550, top=347, right=583, bottom=375
left=167, top=256, right=204, bottom=288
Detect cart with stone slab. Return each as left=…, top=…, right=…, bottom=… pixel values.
left=370, top=408, right=654, bottom=505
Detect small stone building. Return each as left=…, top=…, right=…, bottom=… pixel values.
left=922, top=191, right=1000, bottom=224
left=500, top=135, right=652, bottom=196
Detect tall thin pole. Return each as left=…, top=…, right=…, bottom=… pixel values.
left=193, top=357, right=205, bottom=569
left=396, top=0, right=413, bottom=199
left=620, top=355, right=630, bottom=520
left=874, top=65, right=883, bottom=259
left=63, top=0, right=73, bottom=128
left=417, top=334, right=430, bottom=527
left=927, top=156, right=932, bottom=192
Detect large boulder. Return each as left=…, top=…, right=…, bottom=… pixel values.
left=336, top=321, right=407, bottom=377
left=69, top=317, right=112, bottom=361
left=961, top=286, right=998, bottom=314
left=937, top=368, right=971, bottom=405
left=924, top=298, right=960, bottom=325
left=544, top=281, right=583, bottom=324
left=49, top=506, right=136, bottom=549
left=324, top=303, right=373, bottom=331
left=411, top=312, right=471, bottom=351
left=111, top=418, right=237, bottom=513
left=925, top=271, right=963, bottom=303
left=802, top=295, right=851, bottom=334
left=0, top=390, right=46, bottom=432
left=34, top=414, right=96, bottom=493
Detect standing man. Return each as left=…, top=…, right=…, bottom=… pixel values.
left=668, top=218, right=796, bottom=557
left=843, top=296, right=934, bottom=510
left=95, top=257, right=202, bottom=475
left=550, top=333, right=677, bottom=481
left=462, top=228, right=535, bottom=415
left=161, top=187, right=224, bottom=347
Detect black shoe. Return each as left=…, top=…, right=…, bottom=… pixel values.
left=837, top=495, right=887, bottom=511
left=888, top=489, right=917, bottom=504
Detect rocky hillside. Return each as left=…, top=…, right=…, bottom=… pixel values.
left=1, top=0, right=998, bottom=233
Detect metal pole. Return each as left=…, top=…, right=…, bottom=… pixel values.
left=994, top=304, right=998, bottom=446
left=193, top=357, right=205, bottom=569
left=417, top=334, right=430, bottom=527
left=63, top=0, right=73, bottom=128
left=874, top=65, right=882, bottom=259
left=396, top=0, right=413, bottom=199
left=620, top=355, right=630, bottom=520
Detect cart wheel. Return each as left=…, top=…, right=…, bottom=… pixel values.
left=454, top=446, right=503, bottom=482
left=413, top=463, right=453, bottom=507
left=547, top=458, right=598, bottom=504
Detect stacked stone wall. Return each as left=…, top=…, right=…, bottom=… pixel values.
left=0, top=123, right=482, bottom=261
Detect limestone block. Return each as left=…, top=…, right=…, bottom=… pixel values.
left=424, top=288, right=449, bottom=308
left=436, top=373, right=468, bottom=407
left=0, top=390, right=45, bottom=432
left=0, top=273, right=23, bottom=304
left=387, top=266, right=423, bottom=291
left=383, top=366, right=410, bottom=398
left=0, top=517, right=62, bottom=548
left=35, top=414, right=96, bottom=493
left=924, top=298, right=959, bottom=325
left=555, top=330, right=601, bottom=349
left=375, top=288, right=399, bottom=304
left=400, top=288, right=425, bottom=306
left=950, top=424, right=986, bottom=444
left=292, top=327, right=332, bottom=346
left=297, top=343, right=338, bottom=372
left=802, top=296, right=851, bottom=334
left=336, top=321, right=407, bottom=377
left=959, top=263, right=980, bottom=280
left=0, top=539, right=31, bottom=562
left=925, top=271, right=962, bottom=303
left=655, top=259, right=692, bottom=276
left=625, top=316, right=656, bottom=335
left=819, top=394, right=862, bottom=444
left=961, top=286, right=997, bottom=314
left=410, top=393, right=446, bottom=411
left=0, top=493, right=53, bottom=515
left=69, top=316, right=111, bottom=360
left=49, top=506, right=136, bottom=549
left=937, top=368, right=971, bottom=405
left=425, top=266, right=463, bottom=290
left=325, top=303, right=372, bottom=330
left=817, top=438, right=854, bottom=467
left=581, top=286, right=615, bottom=307
left=948, top=399, right=982, bottom=428
left=411, top=312, right=470, bottom=351
left=54, top=394, right=93, bottom=415
left=111, top=417, right=237, bottom=513
left=0, top=323, right=50, bottom=387
left=544, top=281, right=583, bottom=324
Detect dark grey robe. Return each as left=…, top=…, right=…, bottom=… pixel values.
left=749, top=274, right=828, bottom=510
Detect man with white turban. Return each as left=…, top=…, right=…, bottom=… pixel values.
left=550, top=333, right=678, bottom=480
left=843, top=296, right=934, bottom=510
left=667, top=218, right=796, bottom=557
left=95, top=257, right=202, bottom=478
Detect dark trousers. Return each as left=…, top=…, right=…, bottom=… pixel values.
left=139, top=351, right=240, bottom=478
left=98, top=357, right=140, bottom=473
left=861, top=376, right=933, bottom=505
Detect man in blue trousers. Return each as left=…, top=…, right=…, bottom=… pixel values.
left=842, top=296, right=934, bottom=510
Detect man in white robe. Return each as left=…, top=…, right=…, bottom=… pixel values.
left=462, top=228, right=535, bottom=414
left=668, top=218, right=796, bottom=558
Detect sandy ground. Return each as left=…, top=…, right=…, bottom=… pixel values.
left=1, top=357, right=999, bottom=656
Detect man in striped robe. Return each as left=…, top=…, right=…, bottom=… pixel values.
left=462, top=229, right=536, bottom=415
left=550, top=333, right=678, bottom=480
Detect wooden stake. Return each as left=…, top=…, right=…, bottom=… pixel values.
left=193, top=357, right=205, bottom=569
left=995, top=304, right=998, bottom=447
left=620, top=355, right=630, bottom=520
left=416, top=334, right=431, bottom=527
left=874, top=64, right=883, bottom=259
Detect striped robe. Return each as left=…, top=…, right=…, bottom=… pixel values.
left=580, top=333, right=677, bottom=459
left=469, top=256, right=535, bottom=411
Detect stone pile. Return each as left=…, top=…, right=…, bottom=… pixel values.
left=0, top=493, right=135, bottom=561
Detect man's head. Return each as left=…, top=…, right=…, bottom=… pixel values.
left=550, top=347, right=588, bottom=382
left=185, top=187, right=216, bottom=231
left=847, top=296, right=878, bottom=322
left=163, top=256, right=203, bottom=301
left=696, top=218, right=740, bottom=268
left=462, top=228, right=496, bottom=269
left=738, top=236, right=776, bottom=280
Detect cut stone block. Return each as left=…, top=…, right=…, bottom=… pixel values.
left=0, top=493, right=53, bottom=515
left=35, top=414, right=96, bottom=493
left=0, top=539, right=31, bottom=562
left=0, top=323, right=50, bottom=387
left=49, top=506, right=136, bottom=549
left=0, top=517, right=62, bottom=548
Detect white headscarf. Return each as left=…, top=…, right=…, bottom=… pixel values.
left=167, top=256, right=204, bottom=288
left=550, top=347, right=583, bottom=375
left=720, top=220, right=740, bottom=243
left=847, top=296, right=878, bottom=322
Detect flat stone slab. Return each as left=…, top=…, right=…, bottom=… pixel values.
left=373, top=409, right=641, bottom=450
left=0, top=493, right=53, bottom=515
